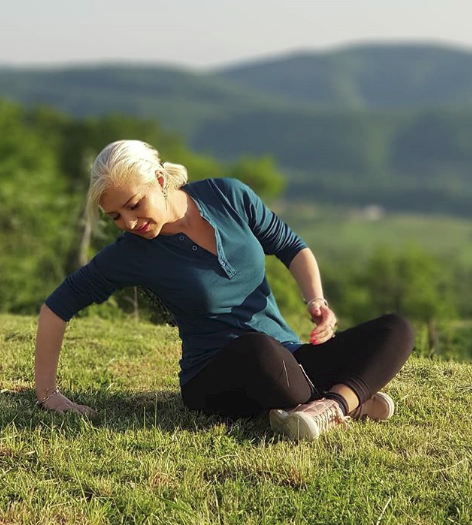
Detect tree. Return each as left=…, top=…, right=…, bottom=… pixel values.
left=362, top=245, right=456, bottom=354
left=227, top=156, right=286, bottom=199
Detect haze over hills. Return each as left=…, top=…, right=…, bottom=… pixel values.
left=2, top=44, right=472, bottom=116
left=1, top=43, right=472, bottom=215
left=216, top=44, right=472, bottom=108
left=0, top=65, right=299, bottom=137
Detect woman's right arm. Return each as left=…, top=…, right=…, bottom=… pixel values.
left=35, top=303, right=97, bottom=416
left=35, top=236, right=138, bottom=415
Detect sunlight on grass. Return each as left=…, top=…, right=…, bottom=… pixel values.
left=1, top=314, right=471, bottom=524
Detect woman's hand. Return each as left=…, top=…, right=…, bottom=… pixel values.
left=39, top=391, right=97, bottom=417
left=307, top=299, right=338, bottom=345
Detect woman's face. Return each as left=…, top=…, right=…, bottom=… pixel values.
left=99, top=176, right=167, bottom=239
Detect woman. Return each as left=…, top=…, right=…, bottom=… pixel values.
left=35, top=140, right=414, bottom=441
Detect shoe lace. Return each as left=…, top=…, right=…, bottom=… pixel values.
left=311, top=401, right=350, bottom=433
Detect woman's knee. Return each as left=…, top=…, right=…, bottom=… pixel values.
left=380, top=313, right=415, bottom=340
left=378, top=313, right=415, bottom=357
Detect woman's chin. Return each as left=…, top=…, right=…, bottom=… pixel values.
left=147, top=225, right=161, bottom=239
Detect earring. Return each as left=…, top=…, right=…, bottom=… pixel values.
left=162, top=186, right=168, bottom=210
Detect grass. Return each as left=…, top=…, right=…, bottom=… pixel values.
left=276, top=202, right=472, bottom=265
left=1, top=313, right=472, bottom=525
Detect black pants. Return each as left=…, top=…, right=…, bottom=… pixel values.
left=181, top=314, right=414, bottom=417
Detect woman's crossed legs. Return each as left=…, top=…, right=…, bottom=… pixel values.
left=181, top=314, right=414, bottom=419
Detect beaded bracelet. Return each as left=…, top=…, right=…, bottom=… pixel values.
left=36, top=388, right=60, bottom=407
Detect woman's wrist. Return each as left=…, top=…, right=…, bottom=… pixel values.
left=304, top=297, right=329, bottom=308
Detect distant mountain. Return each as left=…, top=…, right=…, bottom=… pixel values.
left=216, top=44, right=472, bottom=108
left=2, top=44, right=472, bottom=215
left=1, top=44, right=472, bottom=131
left=0, top=64, right=297, bottom=137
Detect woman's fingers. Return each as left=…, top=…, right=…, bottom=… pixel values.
left=309, top=303, right=338, bottom=343
left=311, top=319, right=337, bottom=336
left=310, top=330, right=332, bottom=345
left=310, top=305, right=336, bottom=328
left=310, top=318, right=337, bottom=345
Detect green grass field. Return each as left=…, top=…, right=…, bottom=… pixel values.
left=277, top=203, right=472, bottom=265
left=1, top=314, right=471, bottom=525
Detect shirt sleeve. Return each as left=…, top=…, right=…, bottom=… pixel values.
left=214, top=178, right=308, bottom=267
left=45, top=235, right=139, bottom=321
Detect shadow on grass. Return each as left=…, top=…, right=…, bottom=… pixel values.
left=0, top=387, right=274, bottom=444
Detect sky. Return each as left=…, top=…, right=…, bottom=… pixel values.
left=2, top=0, right=472, bottom=69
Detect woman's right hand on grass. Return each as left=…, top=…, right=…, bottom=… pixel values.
left=40, top=391, right=98, bottom=417
left=35, top=305, right=98, bottom=418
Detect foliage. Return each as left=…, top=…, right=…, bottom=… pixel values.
left=0, top=101, right=77, bottom=313
left=1, top=97, right=471, bottom=337
left=218, top=43, right=472, bottom=108
left=193, top=107, right=472, bottom=216
left=0, top=99, right=285, bottom=319
left=3, top=48, right=472, bottom=216
left=361, top=245, right=456, bottom=323
left=227, top=156, right=286, bottom=199
left=414, top=320, right=472, bottom=361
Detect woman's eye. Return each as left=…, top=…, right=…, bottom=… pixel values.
left=130, top=202, right=140, bottom=210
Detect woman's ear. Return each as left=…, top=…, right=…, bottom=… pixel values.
left=156, top=171, right=165, bottom=189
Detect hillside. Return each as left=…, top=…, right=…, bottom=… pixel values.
left=0, top=64, right=297, bottom=137
left=217, top=43, right=472, bottom=108
left=192, top=106, right=472, bottom=214
left=2, top=43, right=472, bottom=215
left=3, top=44, right=472, bottom=115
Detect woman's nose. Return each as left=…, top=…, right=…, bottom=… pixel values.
left=122, top=213, right=137, bottom=231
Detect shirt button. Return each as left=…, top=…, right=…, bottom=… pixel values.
left=179, top=235, right=185, bottom=241
left=221, top=261, right=226, bottom=267
left=192, top=245, right=198, bottom=251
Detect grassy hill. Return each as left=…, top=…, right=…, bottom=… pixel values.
left=2, top=43, right=472, bottom=215
left=217, top=43, right=472, bottom=108
left=1, top=313, right=471, bottom=524
left=0, top=64, right=298, bottom=137
left=277, top=203, right=472, bottom=266
left=192, top=107, right=472, bottom=215
left=3, top=44, right=472, bottom=118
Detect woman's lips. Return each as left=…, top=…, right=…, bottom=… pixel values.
left=135, top=222, right=150, bottom=233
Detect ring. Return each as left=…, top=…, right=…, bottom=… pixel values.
left=330, top=324, right=337, bottom=337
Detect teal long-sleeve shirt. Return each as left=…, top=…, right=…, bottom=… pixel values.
left=46, top=178, right=308, bottom=385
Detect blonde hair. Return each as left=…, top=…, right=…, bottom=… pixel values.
left=86, top=139, right=188, bottom=227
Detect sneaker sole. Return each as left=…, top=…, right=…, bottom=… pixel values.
left=375, top=392, right=395, bottom=420
left=270, top=409, right=320, bottom=441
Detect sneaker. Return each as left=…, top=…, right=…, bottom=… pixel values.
left=349, top=391, right=395, bottom=421
left=269, top=398, right=348, bottom=441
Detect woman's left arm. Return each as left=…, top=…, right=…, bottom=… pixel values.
left=221, top=179, right=337, bottom=342
left=289, top=247, right=338, bottom=345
